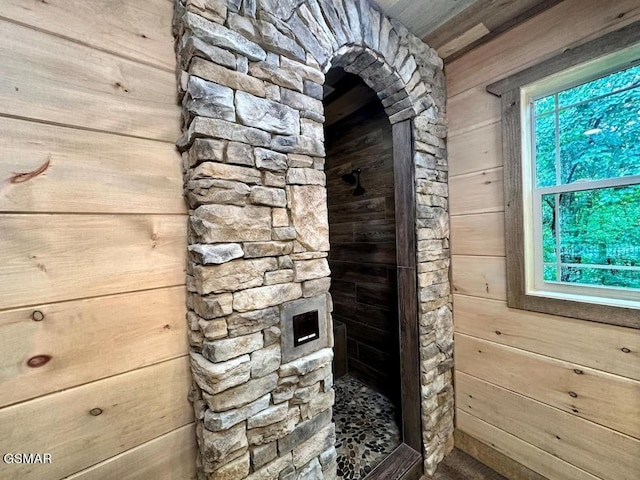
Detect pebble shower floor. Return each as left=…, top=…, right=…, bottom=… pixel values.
left=333, top=375, right=401, bottom=479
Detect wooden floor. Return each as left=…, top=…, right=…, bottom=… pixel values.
left=429, top=449, right=506, bottom=480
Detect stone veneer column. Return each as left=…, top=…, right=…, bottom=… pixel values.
left=173, top=1, right=453, bottom=478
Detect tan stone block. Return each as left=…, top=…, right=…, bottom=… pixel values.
left=193, top=258, right=276, bottom=294
left=289, top=186, right=329, bottom=252
left=191, top=57, right=265, bottom=97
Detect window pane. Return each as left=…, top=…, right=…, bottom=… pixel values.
left=535, top=113, right=556, bottom=187
left=541, top=194, right=556, bottom=262
left=543, top=265, right=557, bottom=282
left=534, top=94, right=555, bottom=115
left=558, top=86, right=640, bottom=184
left=554, top=184, right=640, bottom=288
left=558, top=63, right=640, bottom=108
left=559, top=265, right=640, bottom=289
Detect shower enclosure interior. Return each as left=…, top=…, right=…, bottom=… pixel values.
left=324, top=69, right=404, bottom=479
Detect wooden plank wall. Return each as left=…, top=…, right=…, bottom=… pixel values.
left=445, top=1, right=640, bottom=478
left=0, top=1, right=194, bottom=479
left=326, top=100, right=400, bottom=401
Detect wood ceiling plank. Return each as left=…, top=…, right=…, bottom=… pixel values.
left=425, top=0, right=562, bottom=54
left=324, top=84, right=378, bottom=126
left=446, top=0, right=640, bottom=96
left=437, top=22, right=490, bottom=59
left=375, top=0, right=478, bottom=39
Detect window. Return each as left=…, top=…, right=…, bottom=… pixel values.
left=487, top=24, right=640, bottom=329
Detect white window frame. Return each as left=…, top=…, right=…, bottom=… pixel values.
left=520, top=44, right=640, bottom=310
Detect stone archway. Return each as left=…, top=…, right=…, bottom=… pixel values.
left=174, top=1, right=453, bottom=478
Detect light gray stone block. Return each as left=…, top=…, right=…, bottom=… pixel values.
left=236, top=91, right=300, bottom=135
left=191, top=57, right=266, bottom=98
left=187, top=292, right=233, bottom=320
left=187, top=178, right=252, bottom=208
left=185, top=76, right=235, bottom=121
left=289, top=186, right=329, bottom=252
left=251, top=186, right=287, bottom=207
left=233, top=282, right=302, bottom=312
left=251, top=343, right=281, bottom=378
left=203, top=331, right=264, bottom=362
left=191, top=204, right=272, bottom=243
left=255, top=148, right=289, bottom=172
left=202, top=422, right=248, bottom=463
left=248, top=403, right=289, bottom=429
left=190, top=352, right=251, bottom=395
left=185, top=12, right=266, bottom=61
left=188, top=243, right=244, bottom=265
left=183, top=117, right=271, bottom=149
left=204, top=372, right=278, bottom=412
left=204, top=394, right=270, bottom=431
left=227, top=306, right=280, bottom=337
left=193, top=257, right=276, bottom=294
left=279, top=347, right=333, bottom=377
left=286, top=168, right=325, bottom=186
left=227, top=141, right=255, bottom=166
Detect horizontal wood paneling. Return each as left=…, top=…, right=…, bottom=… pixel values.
left=328, top=197, right=387, bottom=223
left=0, top=287, right=188, bottom=407
left=66, top=424, right=196, bottom=480
left=446, top=0, right=640, bottom=97
left=455, top=334, right=640, bottom=439
left=456, top=410, right=600, bottom=480
left=0, top=357, right=194, bottom=480
left=453, top=294, right=640, bottom=381
left=456, top=372, right=640, bottom=480
left=447, top=86, right=501, bottom=138
left=0, top=20, right=180, bottom=142
left=453, top=430, right=547, bottom=480
left=447, top=2, right=639, bottom=476
left=450, top=213, right=505, bottom=256
left=332, top=296, right=395, bottom=331
left=0, top=214, right=186, bottom=310
left=0, top=3, right=192, bottom=477
left=330, top=243, right=397, bottom=265
left=1, top=0, right=176, bottom=70
left=451, top=255, right=506, bottom=301
left=0, top=117, right=185, bottom=214
left=447, top=122, right=502, bottom=177
left=449, top=167, right=504, bottom=216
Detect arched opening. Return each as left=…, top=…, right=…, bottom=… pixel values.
left=174, top=2, right=453, bottom=478
left=324, top=67, right=422, bottom=479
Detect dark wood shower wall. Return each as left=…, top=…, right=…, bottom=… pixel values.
left=326, top=101, right=400, bottom=401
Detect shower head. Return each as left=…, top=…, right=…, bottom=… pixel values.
left=341, top=168, right=365, bottom=196
left=353, top=184, right=366, bottom=196
left=341, top=170, right=357, bottom=185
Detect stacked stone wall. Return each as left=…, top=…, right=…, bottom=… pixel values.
left=173, top=1, right=453, bottom=478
